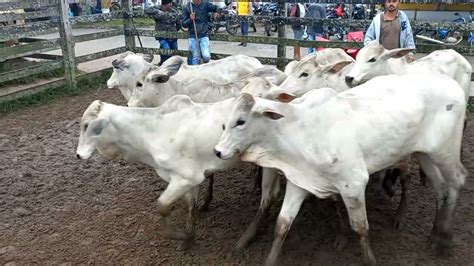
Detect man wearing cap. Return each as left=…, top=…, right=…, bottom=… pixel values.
left=145, top=0, right=180, bottom=65
left=364, top=0, right=416, bottom=53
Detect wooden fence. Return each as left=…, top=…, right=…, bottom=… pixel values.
left=0, top=0, right=473, bottom=102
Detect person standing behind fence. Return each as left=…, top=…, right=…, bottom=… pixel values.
left=145, top=0, right=180, bottom=66
left=364, top=0, right=416, bottom=52
left=305, top=3, right=326, bottom=55
left=237, top=0, right=251, bottom=47
left=181, top=0, right=222, bottom=65
left=289, top=3, right=305, bottom=60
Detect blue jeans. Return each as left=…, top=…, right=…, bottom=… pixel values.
left=157, top=38, right=178, bottom=65
left=293, top=28, right=303, bottom=40
left=241, top=21, right=249, bottom=36
left=188, top=37, right=211, bottom=65
left=307, top=34, right=323, bottom=54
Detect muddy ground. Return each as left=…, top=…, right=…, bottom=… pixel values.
left=0, top=88, right=473, bottom=265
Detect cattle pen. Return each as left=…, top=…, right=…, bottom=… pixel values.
left=1, top=0, right=474, bottom=265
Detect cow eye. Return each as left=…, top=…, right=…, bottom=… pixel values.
left=222, top=124, right=225, bottom=130
left=236, top=119, right=245, bottom=126
left=136, top=82, right=143, bottom=87
left=299, top=72, right=309, bottom=78
left=368, top=58, right=376, bottom=63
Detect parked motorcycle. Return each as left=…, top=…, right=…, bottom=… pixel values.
left=253, top=3, right=279, bottom=36
left=414, top=12, right=467, bottom=46
left=351, top=4, right=365, bottom=20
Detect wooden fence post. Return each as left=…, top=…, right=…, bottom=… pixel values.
left=122, top=0, right=136, bottom=51
left=277, top=0, right=286, bottom=70
left=58, top=0, right=77, bottom=90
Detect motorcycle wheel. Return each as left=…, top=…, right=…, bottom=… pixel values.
left=226, top=21, right=239, bottom=35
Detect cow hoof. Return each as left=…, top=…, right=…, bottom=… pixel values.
left=198, top=202, right=210, bottom=212
left=393, top=216, right=406, bottom=231
left=333, top=234, right=348, bottom=251
left=176, top=238, right=195, bottom=251
left=163, top=229, right=192, bottom=241
left=434, top=232, right=453, bottom=257
left=362, top=249, right=377, bottom=266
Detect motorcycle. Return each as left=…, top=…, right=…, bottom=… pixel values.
left=414, top=12, right=466, bottom=45
left=351, top=4, right=365, bottom=20
left=253, top=3, right=279, bottom=36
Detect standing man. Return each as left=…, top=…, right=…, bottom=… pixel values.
left=181, top=0, right=222, bottom=65
left=364, top=0, right=416, bottom=51
left=305, top=3, right=326, bottom=54
left=237, top=0, right=251, bottom=47
left=145, top=0, right=180, bottom=66
left=289, top=3, right=305, bottom=60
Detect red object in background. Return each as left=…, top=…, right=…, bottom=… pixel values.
left=335, top=5, right=344, bottom=17
left=312, top=33, right=362, bottom=60
left=345, top=31, right=364, bottom=59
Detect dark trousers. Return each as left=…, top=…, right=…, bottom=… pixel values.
left=157, top=37, right=178, bottom=65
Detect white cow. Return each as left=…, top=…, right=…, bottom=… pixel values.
left=214, top=73, right=467, bottom=265
left=107, top=52, right=155, bottom=100
left=345, top=44, right=472, bottom=103
left=128, top=65, right=286, bottom=107
left=76, top=97, right=280, bottom=251
left=107, top=53, right=264, bottom=102
left=284, top=48, right=355, bottom=76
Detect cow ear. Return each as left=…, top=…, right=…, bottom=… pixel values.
left=161, top=56, right=184, bottom=76
left=238, top=93, right=255, bottom=110
left=112, top=59, right=129, bottom=70
left=322, top=60, right=353, bottom=73
left=381, top=48, right=415, bottom=60
left=87, top=118, right=108, bottom=136
left=151, top=73, right=170, bottom=83
left=261, top=109, right=284, bottom=120
left=138, top=53, right=154, bottom=63
left=276, top=92, right=297, bottom=103
left=120, top=51, right=135, bottom=59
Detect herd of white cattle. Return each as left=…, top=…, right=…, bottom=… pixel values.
left=75, top=42, right=471, bottom=265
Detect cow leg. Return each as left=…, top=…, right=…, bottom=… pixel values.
left=265, top=181, right=308, bottom=266
left=158, top=178, right=193, bottom=241
left=253, top=166, right=263, bottom=194
left=393, top=170, right=410, bottom=230
left=199, top=174, right=214, bottom=212
left=332, top=197, right=349, bottom=251
left=415, top=153, right=466, bottom=256
left=177, top=187, right=199, bottom=251
left=236, top=168, right=279, bottom=250
left=341, top=184, right=376, bottom=265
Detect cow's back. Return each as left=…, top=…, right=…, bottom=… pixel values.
left=176, top=55, right=263, bottom=83
left=410, top=49, right=472, bottom=101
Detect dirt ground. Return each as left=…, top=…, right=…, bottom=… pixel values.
left=0, top=88, right=473, bottom=265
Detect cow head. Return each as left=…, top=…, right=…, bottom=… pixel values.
left=76, top=101, right=118, bottom=160
left=280, top=59, right=353, bottom=95
left=106, top=52, right=154, bottom=99
left=214, top=93, right=284, bottom=160
left=345, top=43, right=415, bottom=87
left=128, top=57, right=185, bottom=107
left=241, top=77, right=296, bottom=102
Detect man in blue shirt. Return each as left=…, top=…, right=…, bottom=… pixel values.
left=181, top=0, right=221, bottom=65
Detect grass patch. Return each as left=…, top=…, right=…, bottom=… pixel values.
left=0, top=69, right=112, bottom=114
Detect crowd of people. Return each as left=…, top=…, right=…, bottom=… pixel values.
left=143, top=0, right=416, bottom=65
